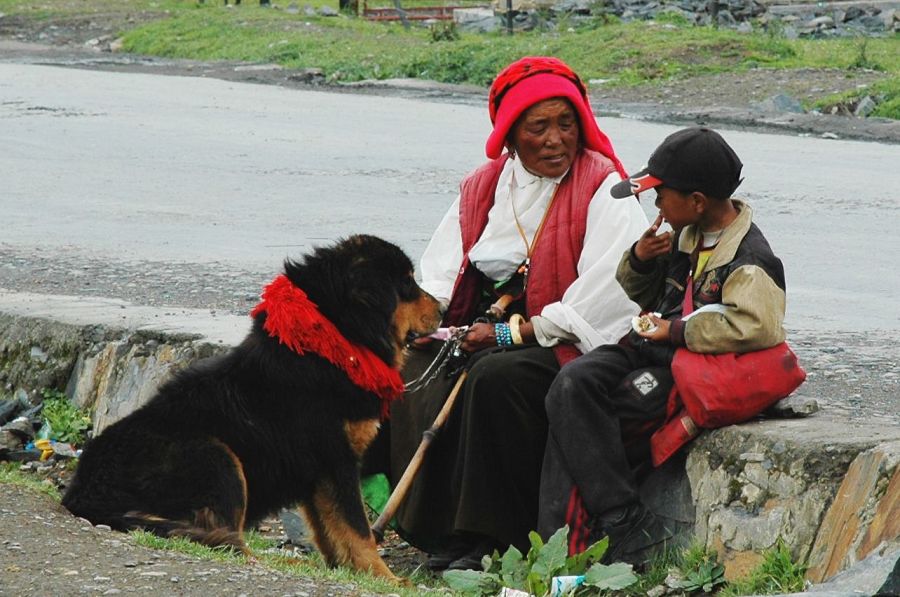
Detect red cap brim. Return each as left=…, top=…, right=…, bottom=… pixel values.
left=610, top=169, right=663, bottom=199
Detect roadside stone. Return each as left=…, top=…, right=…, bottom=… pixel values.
left=287, top=68, right=325, bottom=85
left=754, top=92, right=805, bottom=114
left=318, top=5, right=338, bottom=16
left=854, top=95, right=878, bottom=117
left=768, top=395, right=819, bottom=417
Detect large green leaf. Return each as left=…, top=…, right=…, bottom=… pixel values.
left=583, top=562, right=639, bottom=590
left=526, top=570, right=548, bottom=597
left=500, top=545, right=528, bottom=590
left=565, top=536, right=609, bottom=575
left=531, top=527, right=568, bottom=579
left=442, top=569, right=501, bottom=595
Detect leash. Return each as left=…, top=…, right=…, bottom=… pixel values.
left=403, top=326, right=469, bottom=393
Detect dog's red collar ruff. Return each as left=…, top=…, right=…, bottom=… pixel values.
left=251, top=275, right=404, bottom=419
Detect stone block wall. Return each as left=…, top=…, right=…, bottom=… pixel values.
left=685, top=420, right=899, bottom=582
left=0, top=314, right=226, bottom=435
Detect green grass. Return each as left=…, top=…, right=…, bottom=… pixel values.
left=131, top=529, right=447, bottom=595
left=719, top=539, right=807, bottom=596
left=0, top=462, right=61, bottom=500
left=2, top=0, right=897, bottom=99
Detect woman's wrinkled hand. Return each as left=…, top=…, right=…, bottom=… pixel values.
left=634, top=214, right=672, bottom=262
left=637, top=313, right=671, bottom=343
left=459, top=322, right=498, bottom=353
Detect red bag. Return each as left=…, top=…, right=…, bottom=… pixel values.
left=671, top=342, right=806, bottom=428
left=649, top=269, right=806, bottom=466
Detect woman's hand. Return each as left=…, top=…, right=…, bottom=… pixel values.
left=634, top=215, right=672, bottom=262
left=459, top=322, right=499, bottom=353
left=637, top=313, right=671, bottom=343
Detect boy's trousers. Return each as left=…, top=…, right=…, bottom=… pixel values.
left=537, top=342, right=672, bottom=540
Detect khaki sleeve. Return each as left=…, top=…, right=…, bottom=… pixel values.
left=684, top=264, right=786, bottom=354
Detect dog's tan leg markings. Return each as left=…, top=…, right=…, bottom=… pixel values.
left=343, top=420, right=380, bottom=459
left=214, top=439, right=249, bottom=535
left=298, top=503, right=339, bottom=565
left=305, top=481, right=398, bottom=581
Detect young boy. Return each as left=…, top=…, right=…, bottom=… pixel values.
left=536, top=127, right=787, bottom=565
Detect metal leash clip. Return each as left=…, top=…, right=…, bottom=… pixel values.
left=404, top=326, right=469, bottom=393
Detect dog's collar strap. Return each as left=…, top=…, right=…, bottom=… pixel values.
left=251, top=275, right=404, bottom=417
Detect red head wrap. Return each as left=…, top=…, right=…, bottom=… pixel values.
left=485, top=56, right=626, bottom=177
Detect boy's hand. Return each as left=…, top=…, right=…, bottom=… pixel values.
left=637, top=313, right=670, bottom=342
left=634, top=215, right=672, bottom=262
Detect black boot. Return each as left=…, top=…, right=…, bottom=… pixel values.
left=591, top=503, right=675, bottom=569
left=425, top=535, right=473, bottom=571
left=446, top=534, right=502, bottom=571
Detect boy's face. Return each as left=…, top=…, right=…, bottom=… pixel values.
left=653, top=186, right=701, bottom=230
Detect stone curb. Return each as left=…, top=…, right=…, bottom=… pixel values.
left=0, top=289, right=897, bottom=590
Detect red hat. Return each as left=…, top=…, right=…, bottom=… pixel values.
left=485, top=56, right=625, bottom=177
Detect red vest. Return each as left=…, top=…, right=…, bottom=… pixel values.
left=443, top=150, right=617, bottom=365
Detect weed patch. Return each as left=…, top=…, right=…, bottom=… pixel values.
left=39, top=389, right=92, bottom=445
left=0, top=462, right=61, bottom=500
left=720, top=539, right=807, bottom=596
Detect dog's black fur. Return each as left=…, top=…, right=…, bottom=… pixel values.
left=62, top=235, right=441, bottom=580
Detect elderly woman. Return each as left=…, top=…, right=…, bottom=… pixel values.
left=380, top=56, right=648, bottom=570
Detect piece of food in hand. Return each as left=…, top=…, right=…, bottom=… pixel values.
left=632, top=312, right=661, bottom=334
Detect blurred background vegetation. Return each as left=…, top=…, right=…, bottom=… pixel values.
left=0, top=0, right=896, bottom=116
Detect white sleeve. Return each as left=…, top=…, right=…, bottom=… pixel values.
left=537, top=175, right=649, bottom=353
left=418, top=194, right=463, bottom=305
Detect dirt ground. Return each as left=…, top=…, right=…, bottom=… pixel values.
left=1, top=462, right=440, bottom=596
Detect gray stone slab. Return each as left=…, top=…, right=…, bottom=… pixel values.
left=0, top=290, right=250, bottom=347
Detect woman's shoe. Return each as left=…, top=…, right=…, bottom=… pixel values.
left=446, top=536, right=500, bottom=571
left=425, top=537, right=473, bottom=571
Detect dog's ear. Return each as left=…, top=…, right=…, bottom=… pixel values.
left=283, top=245, right=398, bottom=363
left=340, top=255, right=398, bottom=359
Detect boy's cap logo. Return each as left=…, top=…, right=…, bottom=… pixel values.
left=630, top=173, right=661, bottom=194
left=612, top=170, right=663, bottom=198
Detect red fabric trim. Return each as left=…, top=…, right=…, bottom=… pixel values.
left=250, top=275, right=404, bottom=419
left=566, top=485, right=590, bottom=556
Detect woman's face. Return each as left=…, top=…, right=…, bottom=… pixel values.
left=510, top=98, right=580, bottom=179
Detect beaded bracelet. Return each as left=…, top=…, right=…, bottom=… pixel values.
left=495, top=323, right=513, bottom=346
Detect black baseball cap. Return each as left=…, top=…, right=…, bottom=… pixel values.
left=611, top=127, right=744, bottom=199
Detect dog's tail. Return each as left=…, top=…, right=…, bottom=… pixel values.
left=122, top=509, right=247, bottom=553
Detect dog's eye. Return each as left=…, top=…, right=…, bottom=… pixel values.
left=397, top=277, right=419, bottom=301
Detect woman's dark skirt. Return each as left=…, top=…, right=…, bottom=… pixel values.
left=371, top=341, right=561, bottom=553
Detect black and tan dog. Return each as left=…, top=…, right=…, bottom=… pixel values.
left=62, top=235, right=441, bottom=581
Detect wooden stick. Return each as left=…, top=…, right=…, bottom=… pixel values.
left=371, top=371, right=468, bottom=541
